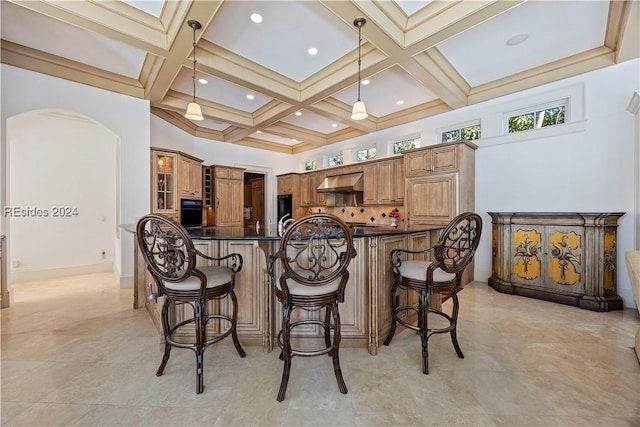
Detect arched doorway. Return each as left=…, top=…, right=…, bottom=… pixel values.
left=5, top=109, right=119, bottom=299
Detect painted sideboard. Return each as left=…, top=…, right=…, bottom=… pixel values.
left=488, top=212, right=624, bottom=311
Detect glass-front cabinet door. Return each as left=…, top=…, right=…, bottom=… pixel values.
left=151, top=150, right=178, bottom=219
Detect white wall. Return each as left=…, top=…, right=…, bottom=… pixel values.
left=8, top=111, right=116, bottom=280
left=293, top=59, right=640, bottom=308
left=628, top=91, right=640, bottom=250
left=1, top=64, right=150, bottom=291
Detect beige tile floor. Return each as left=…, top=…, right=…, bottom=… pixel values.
left=1, top=272, right=639, bottom=426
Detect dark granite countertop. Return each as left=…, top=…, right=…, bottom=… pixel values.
left=121, top=223, right=442, bottom=240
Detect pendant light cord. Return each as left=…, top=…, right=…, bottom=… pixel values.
left=356, top=23, right=362, bottom=102
left=191, top=24, right=197, bottom=103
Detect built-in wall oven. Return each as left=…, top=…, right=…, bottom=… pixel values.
left=180, top=199, right=203, bottom=228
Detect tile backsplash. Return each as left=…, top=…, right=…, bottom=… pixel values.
left=306, top=205, right=404, bottom=227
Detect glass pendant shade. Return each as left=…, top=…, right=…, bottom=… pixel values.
left=185, top=102, right=204, bottom=121
left=351, top=100, right=368, bottom=120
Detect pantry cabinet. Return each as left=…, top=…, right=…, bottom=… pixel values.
left=488, top=212, right=625, bottom=311
left=405, top=140, right=476, bottom=226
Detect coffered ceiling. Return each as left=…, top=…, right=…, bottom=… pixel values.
left=1, top=1, right=638, bottom=153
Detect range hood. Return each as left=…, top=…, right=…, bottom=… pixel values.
left=317, top=172, right=364, bottom=193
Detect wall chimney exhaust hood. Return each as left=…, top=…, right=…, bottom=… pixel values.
left=317, top=173, right=364, bottom=193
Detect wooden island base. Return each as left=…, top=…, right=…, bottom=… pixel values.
left=129, top=225, right=453, bottom=355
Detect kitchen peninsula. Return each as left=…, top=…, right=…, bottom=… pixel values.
left=126, top=223, right=444, bottom=356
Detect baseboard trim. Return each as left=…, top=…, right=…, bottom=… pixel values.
left=618, top=287, right=638, bottom=310
left=10, top=262, right=114, bottom=283
left=119, top=275, right=133, bottom=289
left=475, top=267, right=492, bottom=283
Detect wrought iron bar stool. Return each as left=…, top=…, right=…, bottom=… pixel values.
left=136, top=214, right=246, bottom=394
left=269, top=213, right=357, bottom=401
left=383, top=212, right=482, bottom=374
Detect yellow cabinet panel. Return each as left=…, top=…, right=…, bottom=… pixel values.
left=512, top=229, right=542, bottom=281
left=548, top=230, right=581, bottom=286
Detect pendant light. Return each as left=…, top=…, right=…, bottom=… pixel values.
left=185, top=19, right=204, bottom=121
left=351, top=17, right=368, bottom=121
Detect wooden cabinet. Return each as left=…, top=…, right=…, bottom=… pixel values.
left=368, top=233, right=410, bottom=354
left=394, top=157, right=405, bottom=203
left=363, top=163, right=378, bottom=204
left=405, top=141, right=476, bottom=226
left=179, top=155, right=203, bottom=200
left=298, top=173, right=312, bottom=206
left=406, top=174, right=457, bottom=225
left=213, top=166, right=244, bottom=227
left=151, top=148, right=203, bottom=221
left=215, top=239, right=272, bottom=350
left=294, top=171, right=327, bottom=207
left=277, top=173, right=298, bottom=195
left=405, top=142, right=459, bottom=177
left=150, top=149, right=178, bottom=220
left=488, top=212, right=625, bottom=311
left=202, top=166, right=213, bottom=206
left=363, top=157, right=404, bottom=205
left=377, top=160, right=394, bottom=204
left=310, top=171, right=326, bottom=206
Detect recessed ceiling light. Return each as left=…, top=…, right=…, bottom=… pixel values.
left=198, top=78, right=208, bottom=84
left=246, top=94, right=255, bottom=100
left=362, top=79, right=370, bottom=85
left=295, top=111, right=302, bottom=116
left=331, top=123, right=338, bottom=128
left=506, top=34, right=528, bottom=46
left=396, top=100, right=404, bottom=105
left=256, top=130, right=262, bottom=134
left=250, top=13, right=263, bottom=24
left=308, top=47, right=318, bottom=55
left=292, top=138, right=298, bottom=142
